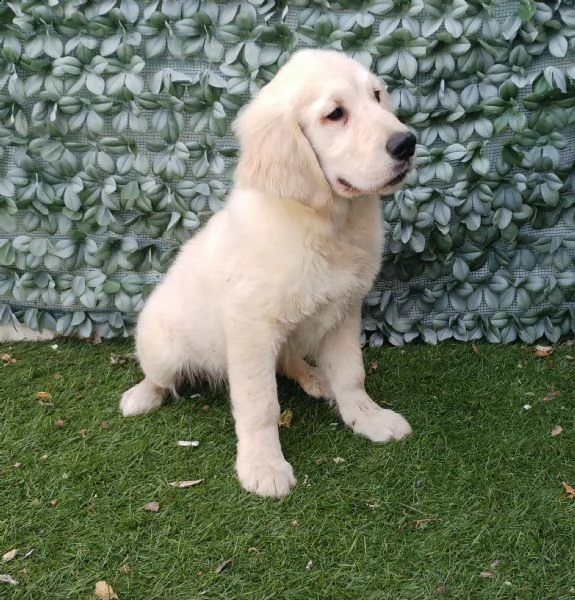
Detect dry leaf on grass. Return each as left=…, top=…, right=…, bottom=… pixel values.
left=54, top=419, right=65, bottom=428
left=36, top=391, right=54, bottom=406
left=278, top=408, right=293, bottom=428
left=1, top=354, right=16, bottom=364
left=49, top=499, right=59, bottom=507
left=215, top=558, right=233, bottom=574
left=562, top=482, right=575, bottom=498
left=2, top=549, right=17, bottom=563
left=94, top=580, right=118, bottom=599
left=472, top=343, right=479, bottom=354
left=535, top=345, right=554, bottom=358
left=144, top=502, right=160, bottom=513
left=550, top=425, right=564, bottom=437
left=368, top=361, right=378, bottom=374
left=118, top=555, right=131, bottom=575
left=479, top=571, right=496, bottom=579
left=168, top=480, right=203, bottom=488
left=100, top=422, right=110, bottom=430
left=177, top=440, right=199, bottom=447
left=109, top=353, right=135, bottom=365
left=332, top=457, right=346, bottom=464
left=0, top=574, right=18, bottom=586
left=414, top=518, right=439, bottom=527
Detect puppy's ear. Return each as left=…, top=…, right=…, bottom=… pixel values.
left=232, top=98, right=332, bottom=210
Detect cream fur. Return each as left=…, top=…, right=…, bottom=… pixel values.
left=120, top=49, right=416, bottom=497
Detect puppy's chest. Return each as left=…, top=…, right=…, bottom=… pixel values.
left=303, top=224, right=381, bottom=304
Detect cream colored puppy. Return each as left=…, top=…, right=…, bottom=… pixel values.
left=120, top=49, right=416, bottom=497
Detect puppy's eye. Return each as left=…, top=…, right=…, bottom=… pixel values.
left=374, top=90, right=381, bottom=102
left=326, top=107, right=345, bottom=121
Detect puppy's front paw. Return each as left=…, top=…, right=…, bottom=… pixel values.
left=120, top=379, right=167, bottom=417
left=340, top=393, right=412, bottom=442
left=236, top=455, right=296, bottom=498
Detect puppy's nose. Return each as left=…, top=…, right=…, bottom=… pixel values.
left=386, top=131, right=416, bottom=161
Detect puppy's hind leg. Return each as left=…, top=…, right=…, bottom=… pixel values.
left=279, top=355, right=332, bottom=400
left=120, top=378, right=169, bottom=417
left=120, top=314, right=186, bottom=417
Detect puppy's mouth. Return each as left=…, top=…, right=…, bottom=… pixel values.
left=337, top=166, right=410, bottom=196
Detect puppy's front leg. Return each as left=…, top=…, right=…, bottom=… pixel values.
left=318, top=305, right=412, bottom=442
left=227, top=324, right=295, bottom=497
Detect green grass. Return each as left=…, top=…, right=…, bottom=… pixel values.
left=1, top=339, right=574, bottom=600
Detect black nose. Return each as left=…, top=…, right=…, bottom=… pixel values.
left=386, top=131, right=416, bottom=161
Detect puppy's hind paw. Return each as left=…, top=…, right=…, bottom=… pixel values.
left=340, top=392, right=412, bottom=443
left=298, top=366, right=332, bottom=400
left=120, top=379, right=168, bottom=417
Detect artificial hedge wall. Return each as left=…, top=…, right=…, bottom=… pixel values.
left=0, top=0, right=574, bottom=345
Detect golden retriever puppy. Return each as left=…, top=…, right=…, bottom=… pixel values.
left=120, top=49, right=416, bottom=497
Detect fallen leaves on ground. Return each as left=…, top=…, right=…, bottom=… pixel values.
left=414, top=518, right=439, bottom=527
left=535, top=345, right=554, bottom=358
left=2, top=549, right=17, bottom=562
left=36, top=391, right=53, bottom=407
left=562, top=482, right=575, bottom=499
left=480, top=571, right=496, bottom=579
left=109, top=353, right=136, bottom=365
left=177, top=440, right=199, bottom=447
left=472, top=343, right=479, bottom=354
left=278, top=409, right=293, bottom=428
left=332, top=457, right=345, bottom=464
left=94, top=580, right=119, bottom=599
left=54, top=419, right=65, bottom=428
left=49, top=499, right=59, bottom=507
left=215, top=558, right=233, bottom=574
left=118, top=556, right=131, bottom=575
left=550, top=425, right=564, bottom=437
left=100, top=421, right=110, bottom=430
left=1, top=354, right=16, bottom=365
left=144, top=502, right=160, bottom=512
left=168, top=480, right=203, bottom=488
left=0, top=574, right=18, bottom=586
left=368, top=361, right=378, bottom=374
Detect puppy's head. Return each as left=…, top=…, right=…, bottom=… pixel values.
left=233, top=49, right=415, bottom=209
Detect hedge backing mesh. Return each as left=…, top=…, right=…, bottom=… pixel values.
left=0, top=0, right=574, bottom=345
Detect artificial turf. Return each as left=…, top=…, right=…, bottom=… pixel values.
left=0, top=339, right=574, bottom=599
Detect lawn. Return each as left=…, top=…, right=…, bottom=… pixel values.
left=1, top=339, right=574, bottom=599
